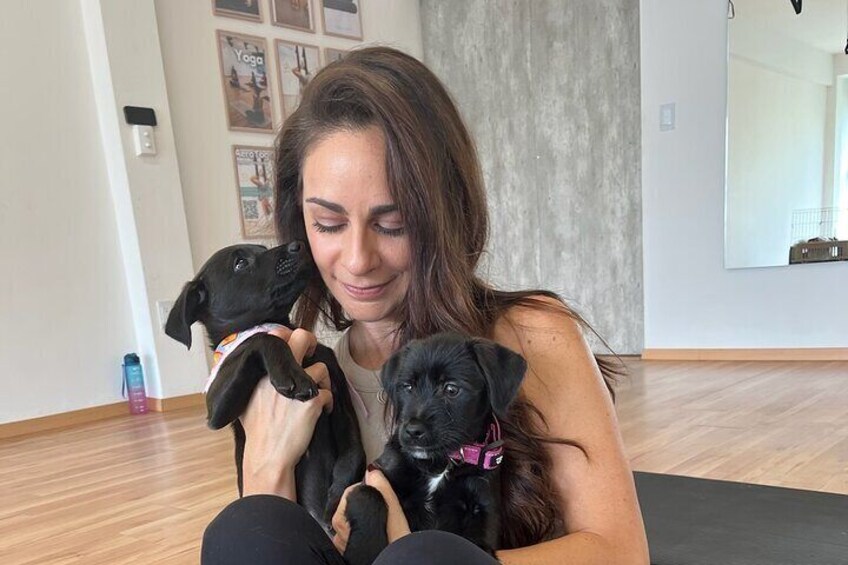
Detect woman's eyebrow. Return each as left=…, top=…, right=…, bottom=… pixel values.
left=304, top=198, right=398, bottom=217
left=368, top=204, right=399, bottom=217
left=305, top=197, right=346, bottom=214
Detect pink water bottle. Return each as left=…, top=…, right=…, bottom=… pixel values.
left=122, top=353, right=149, bottom=415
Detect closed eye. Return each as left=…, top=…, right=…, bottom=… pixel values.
left=374, top=222, right=405, bottom=237
left=312, top=221, right=344, bottom=234
left=311, top=220, right=405, bottom=238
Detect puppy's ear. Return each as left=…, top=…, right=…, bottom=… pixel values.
left=165, top=279, right=207, bottom=349
left=469, top=339, right=527, bottom=418
left=379, top=346, right=409, bottom=399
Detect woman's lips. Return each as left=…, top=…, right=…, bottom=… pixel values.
left=340, top=278, right=394, bottom=300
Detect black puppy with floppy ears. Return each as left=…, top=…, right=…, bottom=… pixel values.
left=342, top=332, right=527, bottom=565
left=165, top=242, right=364, bottom=533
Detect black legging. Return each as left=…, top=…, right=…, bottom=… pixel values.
left=201, top=495, right=500, bottom=565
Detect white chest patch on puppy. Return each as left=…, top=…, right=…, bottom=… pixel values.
left=427, top=468, right=449, bottom=497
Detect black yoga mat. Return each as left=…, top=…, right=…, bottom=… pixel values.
left=634, top=472, right=848, bottom=565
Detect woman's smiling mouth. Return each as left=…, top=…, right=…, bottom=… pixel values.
left=340, top=277, right=396, bottom=300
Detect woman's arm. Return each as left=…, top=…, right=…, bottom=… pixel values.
left=492, top=298, right=649, bottom=565
left=240, top=328, right=334, bottom=499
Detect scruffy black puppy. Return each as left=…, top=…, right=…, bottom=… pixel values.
left=343, top=333, right=526, bottom=565
left=165, top=242, right=364, bottom=533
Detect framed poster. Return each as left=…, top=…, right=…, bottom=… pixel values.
left=276, top=40, right=321, bottom=121
left=320, top=0, right=362, bottom=40
left=270, top=0, right=315, bottom=32
left=212, top=0, right=263, bottom=22
left=323, top=47, right=348, bottom=64
left=216, top=31, right=275, bottom=133
left=232, top=145, right=276, bottom=239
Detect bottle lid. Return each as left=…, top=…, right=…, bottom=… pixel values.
left=124, top=353, right=140, bottom=365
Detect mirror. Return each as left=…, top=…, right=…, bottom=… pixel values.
left=725, top=0, right=848, bottom=268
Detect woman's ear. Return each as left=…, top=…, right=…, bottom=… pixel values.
left=469, top=339, right=527, bottom=418
left=165, top=279, right=207, bottom=349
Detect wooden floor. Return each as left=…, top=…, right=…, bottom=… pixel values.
left=616, top=359, right=848, bottom=494
left=0, top=359, right=846, bottom=563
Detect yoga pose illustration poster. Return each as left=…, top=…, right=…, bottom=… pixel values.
left=271, top=0, right=314, bottom=32
left=232, top=145, right=276, bottom=240
left=321, top=0, right=362, bottom=40
left=212, top=0, right=262, bottom=22
left=276, top=40, right=321, bottom=121
left=216, top=31, right=274, bottom=133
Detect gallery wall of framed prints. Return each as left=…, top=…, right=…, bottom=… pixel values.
left=211, top=0, right=363, bottom=240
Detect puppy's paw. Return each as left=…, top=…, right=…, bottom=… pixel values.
left=343, top=485, right=389, bottom=565
left=269, top=367, right=318, bottom=401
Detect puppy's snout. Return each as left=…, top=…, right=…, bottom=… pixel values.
left=403, top=420, right=428, bottom=442
left=276, top=240, right=306, bottom=277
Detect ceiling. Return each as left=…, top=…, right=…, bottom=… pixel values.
left=734, top=0, right=846, bottom=54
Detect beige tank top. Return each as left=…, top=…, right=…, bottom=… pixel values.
left=333, top=329, right=389, bottom=463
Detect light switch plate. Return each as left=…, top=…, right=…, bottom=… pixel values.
left=133, top=125, right=157, bottom=156
left=660, top=103, right=676, bottom=131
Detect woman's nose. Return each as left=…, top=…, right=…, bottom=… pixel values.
left=342, top=227, right=380, bottom=276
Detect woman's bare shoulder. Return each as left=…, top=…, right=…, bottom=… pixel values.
left=492, top=294, right=647, bottom=559
left=492, top=294, right=589, bottom=364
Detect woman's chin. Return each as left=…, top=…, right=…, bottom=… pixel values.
left=335, top=295, right=399, bottom=324
left=343, top=303, right=397, bottom=324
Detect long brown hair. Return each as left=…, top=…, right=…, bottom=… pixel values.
left=274, top=46, right=622, bottom=548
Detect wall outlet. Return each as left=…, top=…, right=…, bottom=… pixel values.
left=157, top=300, right=175, bottom=331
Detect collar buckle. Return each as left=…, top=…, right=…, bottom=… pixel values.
left=448, top=416, right=505, bottom=471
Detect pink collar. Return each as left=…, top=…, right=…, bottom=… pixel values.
left=448, top=416, right=505, bottom=471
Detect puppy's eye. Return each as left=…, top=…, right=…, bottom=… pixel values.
left=401, top=383, right=414, bottom=393
left=444, top=383, right=460, bottom=397
left=234, top=257, right=248, bottom=272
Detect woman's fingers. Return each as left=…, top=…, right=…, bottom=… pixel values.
left=287, top=329, right=317, bottom=363
left=305, top=363, right=332, bottom=412
left=267, top=326, right=294, bottom=342
left=364, top=469, right=411, bottom=543
left=312, top=388, right=333, bottom=414
left=305, top=362, right=330, bottom=389
left=331, top=482, right=360, bottom=554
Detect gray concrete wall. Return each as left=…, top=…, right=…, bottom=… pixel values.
left=420, top=0, right=643, bottom=354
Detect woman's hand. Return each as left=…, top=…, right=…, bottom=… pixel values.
left=240, top=328, right=334, bottom=499
left=331, top=468, right=411, bottom=554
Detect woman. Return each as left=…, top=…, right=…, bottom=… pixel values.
left=202, top=47, right=648, bottom=564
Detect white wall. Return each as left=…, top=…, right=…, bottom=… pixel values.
left=0, top=1, right=135, bottom=423
left=154, top=0, right=422, bottom=272
left=640, top=0, right=848, bottom=349
left=833, top=76, right=848, bottom=227
left=726, top=20, right=834, bottom=268
left=1, top=0, right=217, bottom=425
left=729, top=15, right=833, bottom=87
left=80, top=0, right=210, bottom=403
left=726, top=57, right=827, bottom=268
left=0, top=0, right=421, bottom=425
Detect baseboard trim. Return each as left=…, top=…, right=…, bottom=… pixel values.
left=0, top=393, right=205, bottom=440
left=147, top=393, right=205, bottom=413
left=641, top=348, right=848, bottom=361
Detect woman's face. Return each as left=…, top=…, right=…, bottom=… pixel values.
left=301, top=125, right=411, bottom=324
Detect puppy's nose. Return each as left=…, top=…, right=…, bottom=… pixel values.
left=287, top=240, right=303, bottom=254
left=403, top=421, right=427, bottom=441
